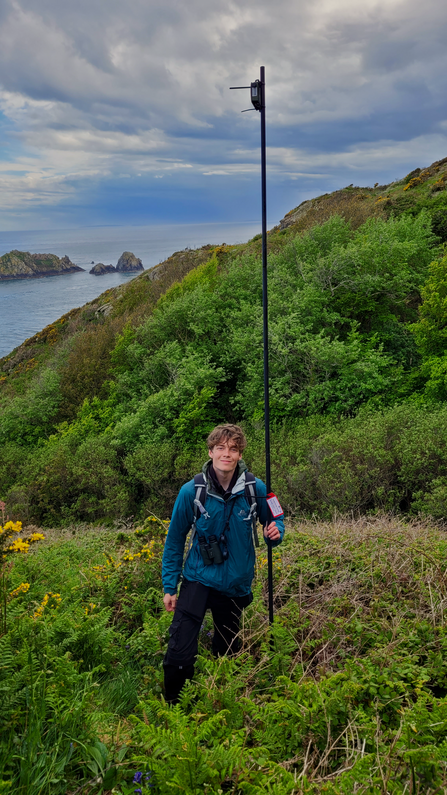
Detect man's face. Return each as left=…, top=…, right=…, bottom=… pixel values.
left=209, top=438, right=242, bottom=475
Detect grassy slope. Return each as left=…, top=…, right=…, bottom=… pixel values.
left=277, top=156, right=447, bottom=235
left=3, top=516, right=447, bottom=793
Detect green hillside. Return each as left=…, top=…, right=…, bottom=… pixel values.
left=4, top=160, right=447, bottom=794
left=2, top=157, right=447, bottom=524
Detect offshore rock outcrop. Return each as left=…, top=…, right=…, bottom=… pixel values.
left=89, top=263, right=116, bottom=275
left=116, top=251, right=144, bottom=272
left=0, top=251, right=84, bottom=280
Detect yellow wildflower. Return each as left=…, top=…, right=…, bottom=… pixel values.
left=9, top=582, right=30, bottom=599
left=8, top=538, right=30, bottom=554
left=29, top=533, right=45, bottom=543
left=3, top=520, right=22, bottom=533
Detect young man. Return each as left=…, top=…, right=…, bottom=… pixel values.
left=162, top=423, right=285, bottom=703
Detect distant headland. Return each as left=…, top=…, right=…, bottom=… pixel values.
left=0, top=249, right=144, bottom=280
left=0, top=251, right=84, bottom=280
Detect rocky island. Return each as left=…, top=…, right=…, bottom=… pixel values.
left=116, top=251, right=144, bottom=272
left=88, top=252, right=144, bottom=275
left=89, top=263, right=116, bottom=275
left=0, top=251, right=84, bottom=280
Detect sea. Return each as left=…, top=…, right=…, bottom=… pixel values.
left=0, top=221, right=260, bottom=358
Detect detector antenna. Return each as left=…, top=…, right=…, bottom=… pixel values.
left=230, top=67, right=273, bottom=626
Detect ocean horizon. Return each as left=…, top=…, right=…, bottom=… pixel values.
left=0, top=220, right=260, bottom=358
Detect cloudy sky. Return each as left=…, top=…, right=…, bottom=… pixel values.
left=0, top=0, right=447, bottom=230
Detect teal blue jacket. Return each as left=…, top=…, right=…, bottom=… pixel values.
left=162, top=461, right=285, bottom=598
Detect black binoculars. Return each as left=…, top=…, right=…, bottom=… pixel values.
left=198, top=534, right=228, bottom=566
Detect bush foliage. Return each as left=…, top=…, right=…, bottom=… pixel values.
left=1, top=206, right=447, bottom=523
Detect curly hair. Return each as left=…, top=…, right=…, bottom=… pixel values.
left=206, top=424, right=247, bottom=453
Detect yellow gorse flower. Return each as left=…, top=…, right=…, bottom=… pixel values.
left=403, top=176, right=422, bottom=191
left=122, top=539, right=157, bottom=563
left=91, top=555, right=123, bottom=580
left=1, top=519, right=45, bottom=558
left=29, top=533, right=45, bottom=543
left=90, top=537, right=160, bottom=585
left=8, top=538, right=30, bottom=554
left=0, top=520, right=22, bottom=535
left=134, top=516, right=170, bottom=535
left=9, top=582, right=30, bottom=599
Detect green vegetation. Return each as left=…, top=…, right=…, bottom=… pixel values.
left=1, top=194, right=447, bottom=524
left=2, top=516, right=447, bottom=793
left=3, top=158, right=447, bottom=792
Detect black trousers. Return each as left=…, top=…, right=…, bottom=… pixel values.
left=163, top=578, right=252, bottom=703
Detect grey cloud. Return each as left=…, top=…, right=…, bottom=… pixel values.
left=1, top=0, right=447, bottom=227
left=2, top=0, right=445, bottom=130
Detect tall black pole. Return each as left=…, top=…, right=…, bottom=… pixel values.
left=230, top=67, right=274, bottom=625
left=259, top=66, right=274, bottom=626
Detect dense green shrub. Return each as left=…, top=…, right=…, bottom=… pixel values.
left=109, top=213, right=436, bottom=427
left=9, top=388, right=447, bottom=526
left=8, top=435, right=128, bottom=525
left=246, top=402, right=447, bottom=518
left=0, top=442, right=27, bottom=497
left=410, top=253, right=447, bottom=400
left=0, top=366, right=62, bottom=447
left=387, top=188, right=447, bottom=242
left=1, top=210, right=447, bottom=523
left=56, top=316, right=125, bottom=422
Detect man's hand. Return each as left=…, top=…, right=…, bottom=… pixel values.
left=264, top=521, right=281, bottom=542
left=163, top=593, right=177, bottom=612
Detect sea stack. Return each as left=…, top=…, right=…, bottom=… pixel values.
left=116, top=252, right=144, bottom=272
left=89, top=263, right=116, bottom=275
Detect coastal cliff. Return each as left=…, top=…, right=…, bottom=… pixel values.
left=0, top=251, right=84, bottom=280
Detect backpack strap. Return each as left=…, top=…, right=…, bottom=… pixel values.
left=193, top=473, right=210, bottom=523
left=244, top=472, right=259, bottom=548
left=183, top=474, right=210, bottom=565
left=194, top=471, right=257, bottom=521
